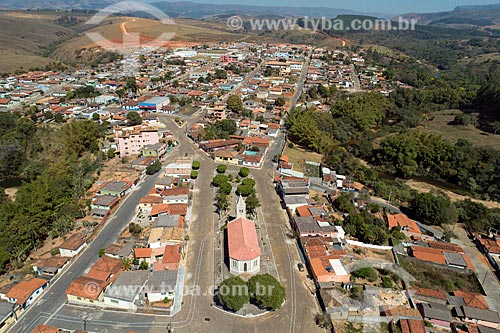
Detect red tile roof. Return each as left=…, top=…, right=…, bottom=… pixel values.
left=140, top=195, right=163, bottom=204
left=31, top=324, right=59, bottom=333
left=400, top=319, right=426, bottom=333
left=453, top=291, right=489, bottom=310
left=134, top=248, right=152, bottom=258
left=6, top=278, right=48, bottom=305
left=411, top=246, right=447, bottom=265
left=227, top=218, right=261, bottom=261
left=66, top=276, right=108, bottom=300
left=387, top=214, right=421, bottom=234
left=414, top=287, right=448, bottom=300
left=162, top=244, right=182, bottom=264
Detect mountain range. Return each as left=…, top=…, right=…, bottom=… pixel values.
left=399, top=3, right=500, bottom=27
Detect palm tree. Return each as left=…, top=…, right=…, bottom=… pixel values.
left=122, top=258, right=132, bottom=271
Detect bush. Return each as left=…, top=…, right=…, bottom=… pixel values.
left=190, top=171, right=198, bottom=179
left=239, top=167, right=250, bottom=178
left=192, top=161, right=200, bottom=170
left=381, top=276, right=393, bottom=288
left=217, top=164, right=227, bottom=174
left=352, top=267, right=377, bottom=282
left=146, top=160, right=162, bottom=175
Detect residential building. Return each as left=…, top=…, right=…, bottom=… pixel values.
left=99, top=181, right=134, bottom=197
left=32, top=256, right=69, bottom=277
left=387, top=213, right=422, bottom=238
left=145, top=270, right=178, bottom=304
left=5, top=278, right=49, bottom=309
left=59, top=234, right=87, bottom=258
left=0, top=301, right=16, bottom=333
left=115, top=126, right=160, bottom=156
left=66, top=276, right=109, bottom=305
left=103, top=271, right=149, bottom=310
left=141, top=143, right=167, bottom=157
left=460, top=306, right=500, bottom=329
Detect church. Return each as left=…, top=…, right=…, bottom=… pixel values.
left=226, top=195, right=261, bottom=275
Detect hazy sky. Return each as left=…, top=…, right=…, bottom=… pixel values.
left=166, top=0, right=500, bottom=14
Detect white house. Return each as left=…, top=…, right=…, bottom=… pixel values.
left=145, top=270, right=178, bottom=304
left=103, top=271, right=148, bottom=310
left=5, top=278, right=49, bottom=309
left=59, top=234, right=87, bottom=258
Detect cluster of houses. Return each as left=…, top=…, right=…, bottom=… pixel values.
left=188, top=128, right=272, bottom=169
left=272, top=158, right=500, bottom=332
left=276, top=175, right=349, bottom=284
left=61, top=163, right=195, bottom=314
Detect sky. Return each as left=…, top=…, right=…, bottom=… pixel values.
left=164, top=0, right=500, bottom=14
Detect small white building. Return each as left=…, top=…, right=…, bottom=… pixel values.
left=59, top=234, right=87, bottom=258
left=145, top=270, right=178, bottom=304
left=103, top=271, right=148, bottom=310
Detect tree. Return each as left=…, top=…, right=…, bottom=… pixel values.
left=126, top=111, right=142, bottom=125
left=98, top=248, right=105, bottom=257
left=237, top=184, right=254, bottom=197
left=146, top=160, right=162, bottom=175
left=122, top=258, right=132, bottom=271
left=107, top=148, right=116, bottom=159
left=190, top=171, right=198, bottom=179
left=139, top=260, right=149, bottom=270
left=245, top=193, right=260, bottom=213
left=192, top=161, right=200, bottom=170
left=239, top=167, right=250, bottom=178
left=411, top=192, right=458, bottom=226
left=92, top=113, right=100, bottom=121
left=218, top=182, right=232, bottom=196
left=129, top=223, right=143, bottom=237
left=217, top=276, right=249, bottom=312
left=212, top=174, right=229, bottom=187
left=215, top=192, right=229, bottom=214
left=275, top=97, right=286, bottom=107
left=215, top=69, right=227, bottom=80
left=248, top=274, right=286, bottom=310
left=241, top=178, right=255, bottom=187
left=216, top=164, right=227, bottom=174
left=226, top=95, right=243, bottom=113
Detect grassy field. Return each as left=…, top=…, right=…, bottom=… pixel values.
left=282, top=144, right=323, bottom=174
left=419, top=110, right=500, bottom=150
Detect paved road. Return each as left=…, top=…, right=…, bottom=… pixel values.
left=453, top=227, right=500, bottom=311
left=9, top=172, right=161, bottom=333
left=10, top=54, right=324, bottom=333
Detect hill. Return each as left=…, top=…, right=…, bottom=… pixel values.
left=399, top=3, right=500, bottom=29
left=0, top=0, right=387, bottom=18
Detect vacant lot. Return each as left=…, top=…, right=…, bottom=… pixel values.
left=399, top=255, right=482, bottom=293
left=282, top=144, right=323, bottom=174
left=419, top=110, right=500, bottom=150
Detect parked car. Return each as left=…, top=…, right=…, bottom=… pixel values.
left=297, top=263, right=304, bottom=272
